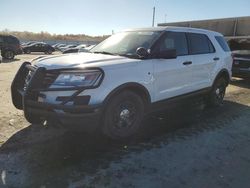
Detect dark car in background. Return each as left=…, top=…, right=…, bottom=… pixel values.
left=59, top=44, right=77, bottom=52
left=54, top=44, right=67, bottom=51
left=22, top=42, right=55, bottom=54
left=21, top=41, right=39, bottom=47
left=79, top=44, right=96, bottom=52
left=62, top=44, right=87, bottom=54
left=0, top=35, right=22, bottom=59
left=232, top=50, right=250, bottom=79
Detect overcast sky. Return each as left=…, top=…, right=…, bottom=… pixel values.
left=0, top=0, right=249, bottom=36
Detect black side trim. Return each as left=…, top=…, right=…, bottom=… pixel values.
left=147, top=87, right=211, bottom=113
left=26, top=100, right=101, bottom=113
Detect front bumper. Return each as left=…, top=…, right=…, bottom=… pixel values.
left=232, top=67, right=250, bottom=78
left=25, top=100, right=102, bottom=132
left=11, top=62, right=103, bottom=131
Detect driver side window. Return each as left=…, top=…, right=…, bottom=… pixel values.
left=156, top=32, right=188, bottom=56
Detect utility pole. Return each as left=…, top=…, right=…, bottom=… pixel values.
left=152, top=6, right=155, bottom=27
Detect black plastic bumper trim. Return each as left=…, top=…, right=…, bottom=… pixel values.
left=26, top=100, right=101, bottom=113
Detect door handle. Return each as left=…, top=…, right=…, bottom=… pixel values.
left=213, top=57, right=220, bottom=61
left=183, top=61, right=192, bottom=65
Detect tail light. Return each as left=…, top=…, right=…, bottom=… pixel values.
left=231, top=53, right=235, bottom=59
left=232, top=54, right=240, bottom=66
left=231, top=53, right=237, bottom=65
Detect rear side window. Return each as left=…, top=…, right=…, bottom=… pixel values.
left=187, top=33, right=215, bottom=55
left=215, top=36, right=231, bottom=52
left=155, top=32, right=188, bottom=56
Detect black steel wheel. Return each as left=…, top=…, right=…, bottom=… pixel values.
left=3, top=50, right=15, bottom=60
left=102, top=91, right=144, bottom=140
left=207, top=77, right=227, bottom=107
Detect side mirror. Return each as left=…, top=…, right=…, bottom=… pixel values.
left=157, top=49, right=177, bottom=59
left=136, top=47, right=149, bottom=58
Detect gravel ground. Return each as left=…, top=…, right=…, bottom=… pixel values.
left=0, top=54, right=250, bottom=188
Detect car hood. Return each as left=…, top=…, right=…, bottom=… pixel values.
left=32, top=52, right=138, bottom=70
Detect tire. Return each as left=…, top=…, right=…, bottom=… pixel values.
left=25, top=49, right=31, bottom=54
left=3, top=50, right=15, bottom=60
left=25, top=113, right=44, bottom=125
left=102, top=90, right=144, bottom=140
left=207, top=77, right=227, bottom=107
left=47, top=49, right=52, bottom=54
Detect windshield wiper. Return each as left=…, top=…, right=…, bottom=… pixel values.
left=93, top=51, right=116, bottom=56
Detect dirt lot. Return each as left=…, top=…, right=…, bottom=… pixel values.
left=0, top=54, right=250, bottom=188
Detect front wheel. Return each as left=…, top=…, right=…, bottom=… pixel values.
left=25, top=113, right=44, bottom=125
left=102, top=91, right=144, bottom=140
left=207, top=77, right=227, bottom=107
left=3, top=50, right=15, bottom=60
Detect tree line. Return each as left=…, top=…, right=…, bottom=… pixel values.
left=0, top=29, right=108, bottom=42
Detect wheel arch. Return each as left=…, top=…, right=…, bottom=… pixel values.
left=103, top=82, right=151, bottom=107
left=213, top=69, right=230, bottom=86
left=1, top=47, right=14, bottom=53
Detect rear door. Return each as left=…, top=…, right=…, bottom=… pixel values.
left=152, top=31, right=194, bottom=101
left=40, top=44, right=46, bottom=52
left=32, top=44, right=39, bottom=52
left=186, top=32, right=217, bottom=90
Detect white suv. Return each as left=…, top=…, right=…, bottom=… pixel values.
left=11, top=27, right=232, bottom=139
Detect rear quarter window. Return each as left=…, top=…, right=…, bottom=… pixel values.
left=187, top=33, right=215, bottom=55
left=215, top=36, right=231, bottom=52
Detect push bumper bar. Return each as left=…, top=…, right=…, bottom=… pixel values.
left=11, top=62, right=102, bottom=131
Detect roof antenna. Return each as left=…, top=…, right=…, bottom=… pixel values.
left=152, top=6, right=156, bottom=27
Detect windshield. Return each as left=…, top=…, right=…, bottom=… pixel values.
left=90, top=31, right=161, bottom=57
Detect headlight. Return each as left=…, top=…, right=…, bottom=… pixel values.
left=52, top=70, right=103, bottom=88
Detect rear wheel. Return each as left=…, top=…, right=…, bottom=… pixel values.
left=25, top=49, right=31, bottom=54
left=3, top=50, right=15, bottom=60
left=207, top=77, right=227, bottom=107
left=47, top=49, right=52, bottom=54
left=102, top=91, right=144, bottom=140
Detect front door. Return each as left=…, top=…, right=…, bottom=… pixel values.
left=152, top=31, right=194, bottom=101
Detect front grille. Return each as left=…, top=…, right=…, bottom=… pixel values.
left=234, top=58, right=250, bottom=69
left=24, top=65, right=59, bottom=90
left=239, top=61, right=250, bottom=69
